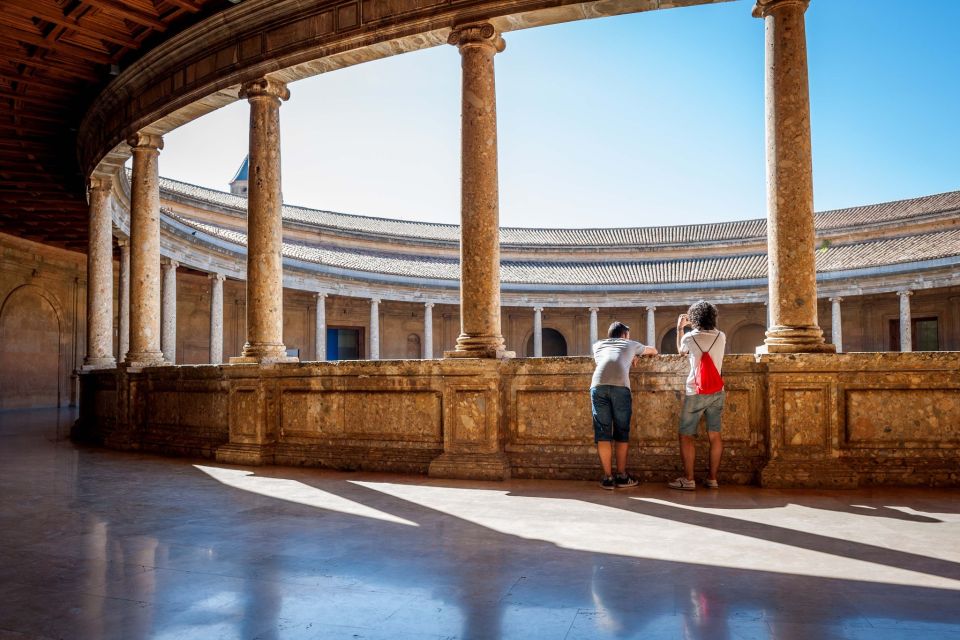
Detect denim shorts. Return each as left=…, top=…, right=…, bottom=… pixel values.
left=590, top=385, right=632, bottom=443
left=678, top=389, right=726, bottom=436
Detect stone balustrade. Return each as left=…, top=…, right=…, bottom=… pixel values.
left=76, top=352, right=960, bottom=488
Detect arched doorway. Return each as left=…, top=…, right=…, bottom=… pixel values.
left=525, top=328, right=568, bottom=357
left=661, top=328, right=679, bottom=355
left=0, top=286, right=61, bottom=408
left=730, top=323, right=767, bottom=354
left=406, top=333, right=422, bottom=359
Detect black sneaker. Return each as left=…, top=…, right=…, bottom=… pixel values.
left=615, top=473, right=639, bottom=488
left=600, top=475, right=616, bottom=490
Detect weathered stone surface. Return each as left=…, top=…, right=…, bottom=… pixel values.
left=755, top=0, right=832, bottom=354
left=76, top=352, right=959, bottom=487
left=125, top=133, right=166, bottom=368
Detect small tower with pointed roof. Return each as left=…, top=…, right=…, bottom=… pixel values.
left=229, top=156, right=249, bottom=196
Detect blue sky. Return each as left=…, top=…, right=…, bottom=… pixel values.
left=160, top=0, right=960, bottom=228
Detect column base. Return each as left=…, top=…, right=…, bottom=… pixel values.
left=81, top=358, right=116, bottom=370
left=758, top=325, right=836, bottom=354
left=760, top=459, right=858, bottom=489
left=229, top=355, right=300, bottom=365
left=233, top=342, right=299, bottom=364
left=121, top=352, right=169, bottom=372
left=429, top=452, right=511, bottom=481
left=444, top=348, right=515, bottom=359
left=444, top=334, right=513, bottom=359
left=216, top=443, right=275, bottom=466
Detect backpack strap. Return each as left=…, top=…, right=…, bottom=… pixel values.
left=689, top=332, right=720, bottom=354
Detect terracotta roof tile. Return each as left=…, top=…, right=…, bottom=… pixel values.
left=171, top=215, right=960, bottom=285
left=159, top=176, right=960, bottom=248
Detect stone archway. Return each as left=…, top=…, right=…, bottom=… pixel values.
left=0, top=286, right=62, bottom=409
left=730, top=323, right=767, bottom=354
left=525, top=328, right=568, bottom=357
left=406, top=333, right=422, bottom=359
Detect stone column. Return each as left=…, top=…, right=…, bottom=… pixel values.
left=209, top=273, right=225, bottom=364
left=315, top=292, right=327, bottom=361
left=753, top=0, right=833, bottom=353
left=118, top=239, right=130, bottom=360
left=830, top=297, right=843, bottom=353
left=160, top=258, right=178, bottom=363
left=588, top=307, right=599, bottom=348
left=898, top=290, right=912, bottom=352
left=125, top=132, right=166, bottom=368
left=369, top=298, right=380, bottom=360
left=532, top=306, right=543, bottom=357
left=424, top=302, right=434, bottom=359
left=232, top=77, right=296, bottom=364
left=646, top=306, right=656, bottom=347
left=83, top=177, right=115, bottom=368
left=445, top=24, right=512, bottom=359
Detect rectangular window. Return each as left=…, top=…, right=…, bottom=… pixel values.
left=326, top=327, right=363, bottom=360
left=889, top=317, right=939, bottom=351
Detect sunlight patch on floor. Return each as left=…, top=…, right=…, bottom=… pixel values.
left=350, top=481, right=960, bottom=591
left=194, top=465, right=418, bottom=527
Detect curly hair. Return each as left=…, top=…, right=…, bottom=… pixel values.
left=688, top=300, right=717, bottom=331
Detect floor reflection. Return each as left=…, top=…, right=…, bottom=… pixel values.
left=1, top=408, right=959, bottom=639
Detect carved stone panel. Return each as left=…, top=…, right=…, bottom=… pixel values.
left=781, top=386, right=830, bottom=452
left=846, top=389, right=960, bottom=445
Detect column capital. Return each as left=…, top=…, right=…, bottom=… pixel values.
left=116, top=237, right=128, bottom=248
left=533, top=306, right=544, bottom=313
left=588, top=307, right=599, bottom=313
left=314, top=291, right=328, bottom=300
left=88, top=176, right=110, bottom=193
left=240, top=76, right=290, bottom=102
left=160, top=258, right=179, bottom=269
left=448, top=23, right=505, bottom=53
left=829, top=296, right=843, bottom=303
left=646, top=305, right=657, bottom=312
left=126, top=132, right=164, bottom=151
left=424, top=302, right=435, bottom=309
left=209, top=272, right=226, bottom=282
left=897, top=289, right=913, bottom=297
left=370, top=297, right=382, bottom=305
left=752, top=0, right=809, bottom=19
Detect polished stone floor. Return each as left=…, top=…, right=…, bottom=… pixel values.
left=1, top=409, right=959, bottom=640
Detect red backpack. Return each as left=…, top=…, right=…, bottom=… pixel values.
left=690, top=333, right=724, bottom=395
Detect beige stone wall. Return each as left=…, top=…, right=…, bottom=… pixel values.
left=0, top=233, right=86, bottom=409
left=77, top=352, right=960, bottom=487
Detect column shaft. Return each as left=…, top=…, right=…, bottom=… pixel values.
left=234, top=77, right=295, bottom=364
left=125, top=133, right=165, bottom=367
left=646, top=306, right=656, bottom=347
left=209, top=274, right=225, bottom=364
left=118, top=240, right=130, bottom=360
left=830, top=297, right=843, bottom=353
left=160, top=259, right=178, bottom=363
left=315, top=293, right=327, bottom=361
left=754, top=0, right=832, bottom=353
left=588, top=307, right=599, bottom=349
left=899, top=290, right=912, bottom=352
left=446, top=24, right=511, bottom=358
left=84, top=178, right=115, bottom=368
left=533, top=307, right=543, bottom=357
left=369, top=298, right=380, bottom=360
left=424, top=303, right=434, bottom=359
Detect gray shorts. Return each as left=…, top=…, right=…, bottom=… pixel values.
left=678, top=389, right=725, bottom=436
